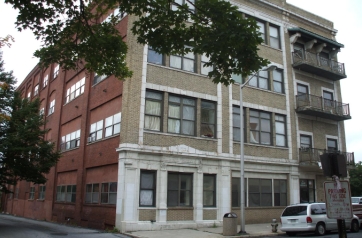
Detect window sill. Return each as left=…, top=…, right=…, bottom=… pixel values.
left=234, top=142, right=288, bottom=150
left=36, top=199, right=45, bottom=202
left=83, top=203, right=116, bottom=207
left=60, top=147, right=80, bottom=153
left=147, top=63, right=204, bottom=78
left=242, top=85, right=285, bottom=96
left=167, top=207, right=194, bottom=210
left=260, top=43, right=282, bottom=52
left=144, top=130, right=217, bottom=141
left=54, top=201, right=76, bottom=204
left=86, top=134, right=120, bottom=145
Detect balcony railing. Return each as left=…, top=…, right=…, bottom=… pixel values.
left=292, top=50, right=346, bottom=80
left=299, top=148, right=355, bottom=168
left=296, top=94, right=351, bottom=121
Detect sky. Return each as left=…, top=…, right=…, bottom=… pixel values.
left=0, top=1, right=361, bottom=162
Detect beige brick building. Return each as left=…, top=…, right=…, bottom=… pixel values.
left=115, top=0, right=354, bottom=232
left=4, top=0, right=354, bottom=233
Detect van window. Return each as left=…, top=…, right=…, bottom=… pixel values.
left=311, top=204, right=326, bottom=215
left=282, top=206, right=307, bottom=216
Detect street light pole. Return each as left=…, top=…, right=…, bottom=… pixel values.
left=239, top=65, right=277, bottom=234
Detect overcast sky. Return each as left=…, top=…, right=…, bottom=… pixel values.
left=1, top=0, right=361, bottom=162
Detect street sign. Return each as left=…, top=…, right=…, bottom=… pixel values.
left=324, top=181, right=353, bottom=219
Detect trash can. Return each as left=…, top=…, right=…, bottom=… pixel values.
left=223, top=212, right=238, bottom=236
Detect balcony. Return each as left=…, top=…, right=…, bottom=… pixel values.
left=292, top=50, right=346, bottom=80
left=296, top=94, right=351, bottom=121
left=299, top=148, right=355, bottom=169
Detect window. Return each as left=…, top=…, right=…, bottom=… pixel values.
left=27, top=92, right=31, bottom=99
left=140, top=171, right=156, bottom=207
left=43, top=75, right=48, bottom=87
left=327, top=138, right=338, bottom=152
left=147, top=46, right=163, bottom=65
left=233, top=106, right=245, bottom=142
left=101, top=182, right=117, bottom=204
left=269, top=25, right=280, bottom=49
left=167, top=173, right=193, bottom=207
left=93, top=73, right=107, bottom=85
left=145, top=91, right=163, bottom=131
left=249, top=110, right=271, bottom=145
left=56, top=185, right=76, bottom=202
left=274, top=180, right=287, bottom=206
left=39, top=108, right=44, bottom=115
left=294, top=43, right=305, bottom=60
left=89, top=120, right=103, bottom=142
left=105, top=113, right=121, bottom=137
left=85, top=183, right=99, bottom=204
left=319, top=52, right=330, bottom=68
left=248, top=70, right=269, bottom=90
left=66, top=185, right=76, bottom=203
left=201, top=54, right=213, bottom=75
left=29, top=187, right=35, bottom=200
left=60, top=129, right=81, bottom=151
left=168, top=95, right=195, bottom=135
left=275, top=114, right=286, bottom=147
left=300, top=134, right=312, bottom=150
left=53, top=64, right=59, bottom=79
left=297, top=83, right=309, bottom=101
left=103, top=8, right=126, bottom=23
left=273, top=70, right=283, bottom=93
left=249, top=178, right=272, bottom=207
left=203, top=174, right=216, bottom=207
left=299, top=179, right=315, bottom=203
left=323, top=90, right=334, bottom=109
left=256, top=20, right=266, bottom=43
left=34, top=85, right=39, bottom=96
left=65, top=77, right=85, bottom=103
left=172, top=0, right=195, bottom=13
left=170, top=46, right=195, bottom=72
left=48, top=99, right=55, bottom=115
left=39, top=185, right=46, bottom=200
left=201, top=101, right=216, bottom=138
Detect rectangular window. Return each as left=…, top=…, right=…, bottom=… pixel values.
left=48, top=99, right=55, bottom=115
left=53, top=65, right=59, bottom=79
left=248, top=178, right=272, bottom=207
left=145, top=91, right=163, bottom=131
left=60, top=129, right=81, bottom=151
left=93, top=73, right=107, bottom=85
left=89, top=120, right=103, bottom=142
left=300, top=134, right=312, bottom=150
left=29, top=187, right=35, bottom=200
left=273, top=70, right=283, bottom=93
left=167, top=173, right=193, bottom=207
left=327, top=138, right=338, bottom=152
left=275, top=114, right=286, bottom=147
left=65, top=77, right=85, bottom=103
left=147, top=46, right=163, bottom=65
left=101, top=182, right=117, bottom=204
left=56, top=185, right=66, bottom=202
left=39, top=185, right=46, bottom=200
left=231, top=177, right=246, bottom=207
left=140, top=171, right=156, bottom=207
left=34, top=85, right=39, bottom=96
left=85, top=183, right=99, bottom=204
left=297, top=83, right=309, bottom=102
left=66, top=185, right=76, bottom=203
left=256, top=20, right=266, bottom=43
left=203, top=174, right=216, bottom=207
left=248, top=70, right=269, bottom=90
left=170, top=46, right=195, bottom=72
left=300, top=179, right=315, bottom=203
left=201, top=54, right=213, bottom=75
left=105, top=113, right=121, bottom=137
left=172, top=0, right=195, bottom=13
left=201, top=100, right=216, bottom=138
left=249, top=110, right=271, bottom=145
left=43, top=75, right=48, bottom=87
left=168, top=95, right=196, bottom=136
left=269, top=25, right=280, bottom=49
left=232, top=106, right=246, bottom=142
left=274, top=180, right=287, bottom=206
left=323, top=90, right=334, bottom=109
left=27, top=92, right=31, bottom=99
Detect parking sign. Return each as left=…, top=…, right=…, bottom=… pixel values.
left=324, top=181, right=353, bottom=219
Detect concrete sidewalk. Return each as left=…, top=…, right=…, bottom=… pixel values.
left=124, top=223, right=284, bottom=238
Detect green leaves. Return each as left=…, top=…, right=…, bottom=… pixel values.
left=5, top=0, right=269, bottom=85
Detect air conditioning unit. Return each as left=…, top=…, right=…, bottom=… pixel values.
left=87, top=137, right=96, bottom=143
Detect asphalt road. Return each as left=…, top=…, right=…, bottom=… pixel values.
left=0, top=213, right=131, bottom=238
left=273, top=230, right=362, bottom=238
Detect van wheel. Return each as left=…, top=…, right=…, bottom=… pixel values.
left=315, top=223, right=326, bottom=236
left=286, top=232, right=296, bottom=236
left=351, top=220, right=360, bottom=232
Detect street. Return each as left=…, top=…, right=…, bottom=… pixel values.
left=272, top=230, right=362, bottom=238
left=0, top=213, right=130, bottom=238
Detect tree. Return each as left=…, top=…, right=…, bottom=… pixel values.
left=349, top=162, right=362, bottom=196
left=0, top=52, right=61, bottom=193
left=4, top=0, right=269, bottom=86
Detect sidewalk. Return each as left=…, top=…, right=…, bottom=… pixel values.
left=124, top=223, right=284, bottom=238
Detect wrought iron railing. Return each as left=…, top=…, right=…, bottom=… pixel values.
left=296, top=94, right=350, bottom=117
left=292, top=50, right=345, bottom=75
left=299, top=148, right=355, bottom=167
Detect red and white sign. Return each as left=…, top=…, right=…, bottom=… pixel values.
left=324, top=181, right=353, bottom=219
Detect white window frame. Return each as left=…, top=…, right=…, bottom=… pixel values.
left=65, top=77, right=85, bottom=103
left=48, top=99, right=55, bottom=115
left=53, top=65, right=59, bottom=79
left=89, top=120, right=104, bottom=142
left=105, top=113, right=121, bottom=137
left=43, top=75, right=48, bottom=87
left=60, top=129, right=81, bottom=151
left=34, top=84, right=39, bottom=96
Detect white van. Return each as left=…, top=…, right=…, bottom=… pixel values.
left=351, top=197, right=362, bottom=205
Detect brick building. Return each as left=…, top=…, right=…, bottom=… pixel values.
left=3, top=0, right=354, bottom=232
